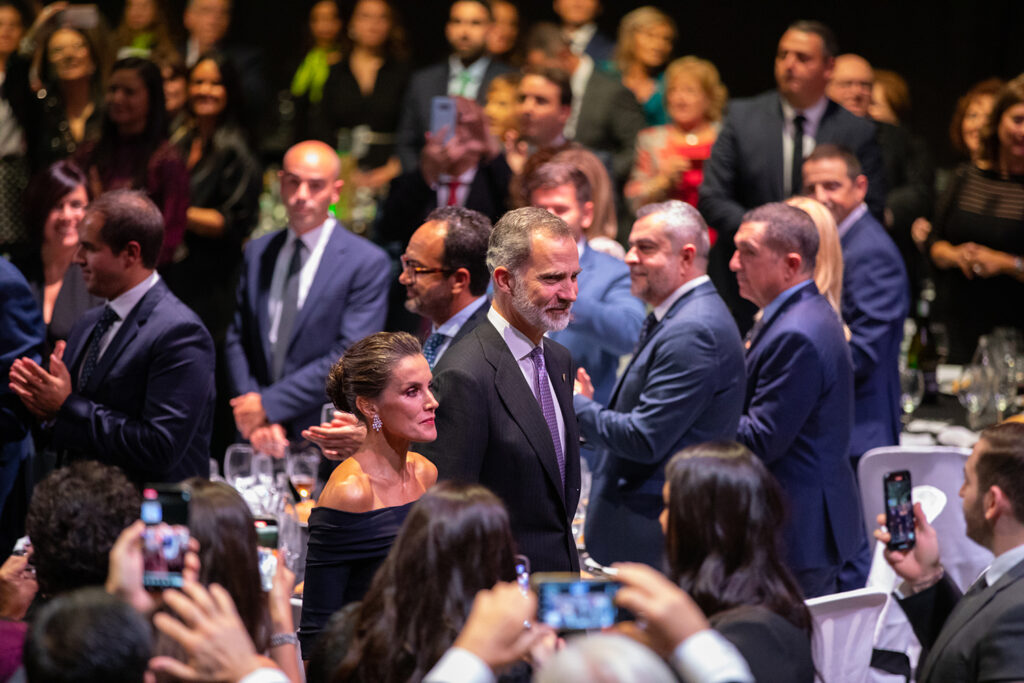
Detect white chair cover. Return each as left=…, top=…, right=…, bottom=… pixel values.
left=806, top=587, right=889, bottom=683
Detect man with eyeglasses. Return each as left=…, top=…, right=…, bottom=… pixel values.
left=224, top=140, right=390, bottom=456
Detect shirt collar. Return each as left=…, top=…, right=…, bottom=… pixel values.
left=448, top=54, right=490, bottom=80
left=436, top=295, right=488, bottom=336
left=761, top=278, right=814, bottom=324
left=570, top=54, right=594, bottom=99
left=567, top=23, right=597, bottom=55
left=836, top=202, right=868, bottom=239
left=781, top=95, right=829, bottom=130
left=653, top=275, right=710, bottom=321
left=438, top=166, right=478, bottom=185
left=487, top=304, right=541, bottom=360
left=983, top=542, right=1024, bottom=588
left=108, top=271, right=160, bottom=320
left=290, top=217, right=332, bottom=252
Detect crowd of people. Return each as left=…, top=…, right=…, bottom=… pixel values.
left=1, top=0, right=1024, bottom=681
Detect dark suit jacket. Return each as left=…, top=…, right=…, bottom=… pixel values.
left=900, top=560, right=1024, bottom=683
left=0, top=259, right=44, bottom=444
left=737, top=283, right=862, bottom=572
left=376, top=156, right=512, bottom=244
left=698, top=92, right=886, bottom=324
left=574, top=279, right=745, bottom=566
left=224, top=223, right=390, bottom=438
left=420, top=318, right=582, bottom=572
left=582, top=30, right=615, bottom=63
left=574, top=68, right=646, bottom=185
left=550, top=244, right=644, bottom=406
left=395, top=58, right=514, bottom=172
left=840, top=209, right=909, bottom=459
left=53, top=280, right=215, bottom=483
left=434, top=298, right=490, bottom=367
left=711, top=605, right=815, bottom=683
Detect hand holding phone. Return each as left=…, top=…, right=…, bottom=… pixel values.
left=884, top=470, right=915, bottom=551
left=141, top=485, right=191, bottom=589
left=532, top=573, right=624, bottom=633
left=430, top=96, right=457, bottom=145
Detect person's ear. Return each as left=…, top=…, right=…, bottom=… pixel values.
left=120, top=241, right=143, bottom=267
left=986, top=485, right=1011, bottom=522
left=449, top=267, right=471, bottom=296
left=854, top=174, right=869, bottom=200
left=354, top=396, right=376, bottom=423
left=785, top=252, right=803, bottom=277
left=493, top=266, right=513, bottom=295
left=580, top=200, right=594, bottom=231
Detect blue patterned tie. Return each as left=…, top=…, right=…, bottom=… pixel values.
left=79, top=305, right=120, bottom=386
left=422, top=332, right=449, bottom=368
left=528, top=346, right=565, bottom=488
left=632, top=312, right=658, bottom=355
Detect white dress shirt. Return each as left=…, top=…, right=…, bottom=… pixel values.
left=486, top=306, right=566, bottom=458
left=564, top=54, right=594, bottom=141
left=267, top=218, right=335, bottom=346
left=836, top=202, right=868, bottom=240
left=436, top=166, right=478, bottom=208
left=566, top=22, right=598, bottom=56
left=432, top=295, right=488, bottom=362
left=96, top=271, right=160, bottom=360
left=653, top=275, right=710, bottom=322
left=781, top=95, right=828, bottom=196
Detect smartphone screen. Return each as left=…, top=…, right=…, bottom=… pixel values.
left=430, top=96, right=457, bottom=144
left=254, top=517, right=279, bottom=592
left=534, top=577, right=622, bottom=632
left=62, top=5, right=99, bottom=29
left=884, top=470, right=915, bottom=551
left=141, top=485, right=190, bottom=588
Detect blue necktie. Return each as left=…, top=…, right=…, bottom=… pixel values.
left=422, top=332, right=449, bottom=368
left=633, top=312, right=658, bottom=355
left=79, top=305, right=120, bottom=386
left=528, top=346, right=565, bottom=488
left=273, top=239, right=305, bottom=382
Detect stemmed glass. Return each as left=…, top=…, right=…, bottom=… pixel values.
left=899, top=367, right=925, bottom=426
left=278, top=507, right=304, bottom=573
left=286, top=448, right=320, bottom=501
left=958, top=364, right=994, bottom=430
left=224, top=444, right=254, bottom=489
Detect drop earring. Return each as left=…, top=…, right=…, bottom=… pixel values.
left=372, top=414, right=382, bottom=432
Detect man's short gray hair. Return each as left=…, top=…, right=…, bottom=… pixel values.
left=486, top=207, right=573, bottom=275
left=534, top=634, right=677, bottom=683
left=636, top=200, right=710, bottom=260
left=742, top=202, right=819, bottom=273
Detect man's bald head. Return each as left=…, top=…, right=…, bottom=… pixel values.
left=279, top=140, right=343, bottom=234
left=828, top=53, right=874, bottom=117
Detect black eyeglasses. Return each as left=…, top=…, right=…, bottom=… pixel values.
left=400, top=255, right=454, bottom=278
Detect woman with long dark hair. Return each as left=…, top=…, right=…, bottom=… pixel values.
left=663, top=441, right=814, bottom=682
left=307, top=482, right=519, bottom=683
left=299, top=331, right=438, bottom=661
left=74, top=56, right=188, bottom=266
left=163, top=50, right=260, bottom=342
left=184, top=478, right=301, bottom=683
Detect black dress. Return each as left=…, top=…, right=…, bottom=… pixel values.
left=314, top=58, right=411, bottom=170
left=931, top=164, right=1024, bottom=363
left=297, top=501, right=413, bottom=659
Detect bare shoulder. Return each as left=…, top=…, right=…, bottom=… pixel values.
left=317, top=460, right=374, bottom=513
left=409, top=452, right=438, bottom=487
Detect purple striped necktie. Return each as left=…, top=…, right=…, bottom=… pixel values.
left=527, top=346, right=565, bottom=487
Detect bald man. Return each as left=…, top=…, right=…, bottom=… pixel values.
left=225, top=141, right=390, bottom=451
left=827, top=54, right=874, bottom=118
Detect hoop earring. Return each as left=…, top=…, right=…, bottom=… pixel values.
left=371, top=414, right=382, bottom=432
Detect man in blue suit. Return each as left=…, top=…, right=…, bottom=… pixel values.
left=574, top=201, right=746, bottom=567
left=225, top=141, right=390, bottom=454
left=731, top=202, right=864, bottom=598
left=9, top=190, right=215, bottom=484
left=803, top=145, right=909, bottom=464
left=528, top=162, right=644, bottom=405
left=698, top=21, right=885, bottom=334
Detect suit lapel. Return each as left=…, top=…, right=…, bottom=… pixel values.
left=547, top=342, right=579, bottom=514
left=82, top=282, right=165, bottom=394
left=289, top=222, right=347, bottom=349
left=479, top=324, right=566, bottom=504
left=768, top=95, right=786, bottom=199
left=920, top=560, right=1024, bottom=681
left=66, top=306, right=102, bottom=380
left=746, top=282, right=817, bottom=354
left=256, top=230, right=288, bottom=373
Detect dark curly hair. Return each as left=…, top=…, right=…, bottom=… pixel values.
left=26, top=462, right=140, bottom=598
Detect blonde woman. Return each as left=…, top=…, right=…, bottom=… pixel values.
left=612, top=6, right=676, bottom=125
left=786, top=195, right=850, bottom=339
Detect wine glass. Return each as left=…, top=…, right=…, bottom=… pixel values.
left=286, top=448, right=320, bottom=501
left=958, top=364, right=994, bottom=430
left=224, top=444, right=254, bottom=490
left=899, top=367, right=925, bottom=425
left=278, top=506, right=304, bottom=573
left=321, top=402, right=336, bottom=424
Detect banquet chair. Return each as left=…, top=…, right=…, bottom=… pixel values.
left=806, top=587, right=889, bottom=683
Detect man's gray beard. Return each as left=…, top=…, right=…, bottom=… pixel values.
left=510, top=277, right=571, bottom=333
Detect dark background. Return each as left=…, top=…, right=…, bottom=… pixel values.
left=92, top=0, right=1024, bottom=167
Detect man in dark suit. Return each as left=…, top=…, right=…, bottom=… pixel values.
left=699, top=21, right=886, bottom=333
left=420, top=207, right=582, bottom=572
left=574, top=200, right=745, bottom=567
left=524, top=23, right=644, bottom=187
left=803, top=145, right=909, bottom=465
left=395, top=0, right=513, bottom=172
left=731, top=202, right=863, bottom=598
left=398, top=207, right=493, bottom=368
left=378, top=98, right=510, bottom=246
left=878, top=422, right=1024, bottom=683
left=554, top=0, right=614, bottom=62
left=9, top=190, right=215, bottom=484
left=527, top=162, right=644, bottom=405
left=224, top=140, right=390, bottom=455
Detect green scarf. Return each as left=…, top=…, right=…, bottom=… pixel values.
left=291, top=47, right=334, bottom=104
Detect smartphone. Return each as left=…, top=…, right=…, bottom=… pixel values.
left=532, top=573, right=623, bottom=632
left=884, top=470, right=915, bottom=551
left=430, top=96, right=457, bottom=144
left=141, top=484, right=191, bottom=589
left=515, top=554, right=530, bottom=596
left=62, top=5, right=99, bottom=29
left=254, top=517, right=279, bottom=592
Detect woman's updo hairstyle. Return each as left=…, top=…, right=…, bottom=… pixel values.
left=325, top=331, right=422, bottom=422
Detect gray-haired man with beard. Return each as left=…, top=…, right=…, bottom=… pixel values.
left=419, top=207, right=583, bottom=572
